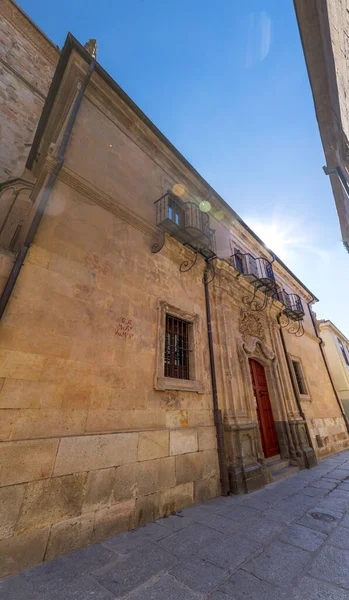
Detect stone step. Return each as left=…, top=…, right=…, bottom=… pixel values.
left=271, top=465, right=299, bottom=482
left=267, top=458, right=290, bottom=474
left=265, top=454, right=281, bottom=464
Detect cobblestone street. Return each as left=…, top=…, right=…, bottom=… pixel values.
left=3, top=451, right=349, bottom=599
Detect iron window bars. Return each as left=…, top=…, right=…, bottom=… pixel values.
left=154, top=192, right=216, bottom=258
left=164, top=315, right=190, bottom=380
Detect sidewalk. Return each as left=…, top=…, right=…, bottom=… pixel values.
left=2, top=451, right=349, bottom=599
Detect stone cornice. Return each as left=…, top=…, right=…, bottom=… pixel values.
left=2, top=0, right=59, bottom=66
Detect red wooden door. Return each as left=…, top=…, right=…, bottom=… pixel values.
left=249, top=359, right=279, bottom=458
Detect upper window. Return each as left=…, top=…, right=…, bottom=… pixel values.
left=292, top=360, right=307, bottom=395
left=167, top=195, right=184, bottom=226
left=337, top=338, right=349, bottom=366
left=165, top=315, right=190, bottom=379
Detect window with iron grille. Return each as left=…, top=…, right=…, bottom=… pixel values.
left=164, top=315, right=190, bottom=379
left=337, top=338, right=349, bottom=366
left=292, top=360, right=307, bottom=395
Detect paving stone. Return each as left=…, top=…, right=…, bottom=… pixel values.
left=325, top=469, right=349, bottom=480
left=205, top=496, right=236, bottom=508
left=231, top=495, right=271, bottom=511
left=170, top=555, right=228, bottom=593
left=216, top=504, right=260, bottom=525
left=127, top=574, right=203, bottom=600
left=102, top=522, right=169, bottom=554
left=185, top=509, right=241, bottom=535
left=241, top=515, right=285, bottom=544
left=22, top=542, right=117, bottom=593
left=41, top=575, right=115, bottom=600
left=94, top=543, right=178, bottom=596
left=21, top=556, right=81, bottom=594
left=297, top=514, right=340, bottom=534
left=198, top=533, right=261, bottom=571
left=337, top=482, right=349, bottom=492
left=179, top=505, right=221, bottom=520
left=218, top=569, right=283, bottom=599
left=328, top=525, right=349, bottom=550
left=309, top=479, right=337, bottom=491
left=64, top=543, right=118, bottom=574
left=279, top=523, right=327, bottom=551
left=158, top=522, right=222, bottom=558
left=301, top=486, right=329, bottom=498
left=314, top=495, right=349, bottom=514
left=243, top=540, right=311, bottom=587
left=262, top=496, right=314, bottom=525
left=309, top=545, right=349, bottom=589
left=340, top=512, right=349, bottom=528
left=0, top=574, right=38, bottom=600
left=156, top=514, right=193, bottom=532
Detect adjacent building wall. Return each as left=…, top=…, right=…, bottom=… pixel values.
left=293, top=0, right=349, bottom=250
left=318, top=320, right=349, bottom=418
left=0, top=0, right=58, bottom=182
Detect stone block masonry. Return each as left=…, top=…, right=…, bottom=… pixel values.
left=3, top=450, right=349, bottom=598
left=0, top=429, right=218, bottom=577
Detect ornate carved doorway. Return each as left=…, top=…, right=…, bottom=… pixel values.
left=249, top=358, right=279, bottom=458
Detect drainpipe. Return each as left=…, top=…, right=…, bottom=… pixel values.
left=277, top=314, right=314, bottom=458
left=203, top=263, right=230, bottom=496
left=307, top=300, right=349, bottom=435
left=0, top=59, right=96, bottom=320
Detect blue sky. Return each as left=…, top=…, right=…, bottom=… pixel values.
left=20, top=0, right=349, bottom=336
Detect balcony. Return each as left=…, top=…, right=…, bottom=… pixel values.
left=231, top=252, right=277, bottom=295
left=154, top=193, right=216, bottom=258
left=277, top=290, right=304, bottom=321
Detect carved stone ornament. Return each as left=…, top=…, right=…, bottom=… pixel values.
left=242, top=338, right=275, bottom=361
left=239, top=309, right=266, bottom=343
left=84, top=39, right=98, bottom=59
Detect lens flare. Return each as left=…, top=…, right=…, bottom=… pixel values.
left=172, top=183, right=185, bottom=197
left=199, top=200, right=211, bottom=213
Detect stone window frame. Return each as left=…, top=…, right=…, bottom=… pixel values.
left=154, top=300, right=204, bottom=393
left=289, top=354, right=311, bottom=401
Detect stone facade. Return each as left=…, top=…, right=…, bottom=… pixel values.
left=294, top=0, right=349, bottom=251
left=318, top=319, right=349, bottom=418
left=0, top=4, right=349, bottom=577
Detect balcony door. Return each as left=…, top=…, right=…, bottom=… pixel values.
left=249, top=358, right=279, bottom=458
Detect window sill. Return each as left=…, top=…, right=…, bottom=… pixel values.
left=155, top=376, right=204, bottom=394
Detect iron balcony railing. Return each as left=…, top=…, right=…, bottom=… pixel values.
left=154, top=193, right=216, bottom=258
left=231, top=252, right=276, bottom=294
left=276, top=290, right=304, bottom=321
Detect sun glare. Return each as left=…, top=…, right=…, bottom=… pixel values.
left=246, top=216, right=305, bottom=261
